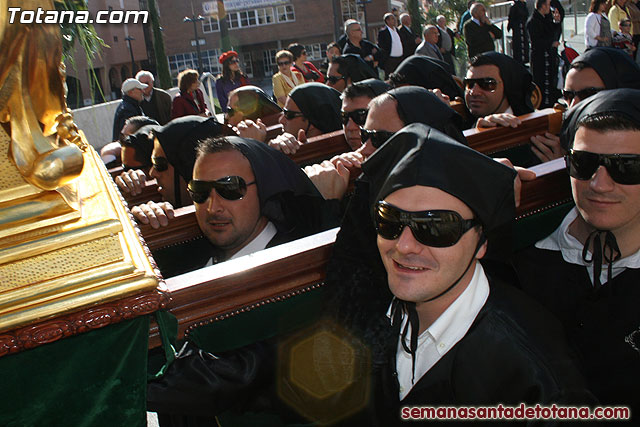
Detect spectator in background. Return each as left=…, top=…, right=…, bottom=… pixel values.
left=326, top=54, right=378, bottom=92
left=377, top=12, right=404, bottom=78
left=459, top=0, right=475, bottom=33
left=136, top=70, right=172, bottom=125
left=416, top=25, right=444, bottom=61
left=613, top=18, right=637, bottom=56
left=398, top=13, right=421, bottom=61
left=508, top=0, right=530, bottom=64
left=112, top=78, right=146, bottom=142
left=585, top=0, right=612, bottom=48
left=624, top=0, right=640, bottom=60
left=608, top=0, right=629, bottom=33
left=215, top=51, right=250, bottom=114
left=319, top=41, right=341, bottom=76
left=436, top=15, right=457, bottom=74
left=287, top=43, right=325, bottom=83
left=463, top=3, right=503, bottom=58
left=272, top=50, right=304, bottom=107
left=172, top=69, right=210, bottom=119
left=343, top=20, right=382, bottom=73
left=528, top=0, right=562, bottom=109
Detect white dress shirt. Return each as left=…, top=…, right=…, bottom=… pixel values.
left=536, top=208, right=640, bottom=285
left=205, top=221, right=277, bottom=266
left=388, top=262, right=490, bottom=400
left=585, top=12, right=606, bottom=47
left=387, top=25, right=404, bottom=57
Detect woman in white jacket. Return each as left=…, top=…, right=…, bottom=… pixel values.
left=585, top=0, right=612, bottom=47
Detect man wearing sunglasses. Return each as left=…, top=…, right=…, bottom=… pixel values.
left=325, top=123, right=591, bottom=423
left=511, top=89, right=640, bottom=416
left=325, top=54, right=377, bottom=93
left=268, top=83, right=342, bottom=155
left=187, top=136, right=338, bottom=266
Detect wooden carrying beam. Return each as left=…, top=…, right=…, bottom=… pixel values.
left=147, top=163, right=572, bottom=348
left=464, top=108, right=563, bottom=155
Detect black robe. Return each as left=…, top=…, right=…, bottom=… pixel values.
left=369, top=278, right=596, bottom=426
left=512, top=246, right=640, bottom=419
left=527, top=10, right=562, bottom=108
left=508, top=1, right=530, bottom=64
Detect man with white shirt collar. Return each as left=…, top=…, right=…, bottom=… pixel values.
left=189, top=136, right=338, bottom=264
left=346, top=123, right=593, bottom=423
left=511, top=89, right=640, bottom=417
left=377, top=12, right=404, bottom=78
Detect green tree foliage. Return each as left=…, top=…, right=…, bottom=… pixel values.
left=407, top=0, right=425, bottom=36
left=147, top=0, right=172, bottom=89
left=422, top=0, right=472, bottom=27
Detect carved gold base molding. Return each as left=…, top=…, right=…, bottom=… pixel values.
left=0, top=289, right=169, bottom=357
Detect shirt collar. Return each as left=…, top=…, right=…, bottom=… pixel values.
left=386, top=262, right=490, bottom=348
left=536, top=207, right=640, bottom=284
left=229, top=221, right=277, bottom=260
left=472, top=17, right=481, bottom=25
left=386, top=24, right=397, bottom=32
left=144, top=89, right=153, bottom=102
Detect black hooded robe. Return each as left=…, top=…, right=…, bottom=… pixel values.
left=527, top=10, right=562, bottom=108
left=508, top=0, right=530, bottom=64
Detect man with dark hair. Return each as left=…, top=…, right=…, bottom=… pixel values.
left=464, top=52, right=534, bottom=124
left=326, top=54, right=378, bottom=92
left=377, top=12, right=404, bottom=78
left=136, top=70, right=172, bottom=125
left=463, top=3, right=503, bottom=58
left=527, top=0, right=562, bottom=109
left=512, top=89, right=640, bottom=417
left=323, top=123, right=593, bottom=424
left=119, top=116, right=160, bottom=169
left=340, top=79, right=391, bottom=151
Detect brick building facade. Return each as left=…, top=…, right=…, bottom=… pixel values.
left=66, top=0, right=408, bottom=107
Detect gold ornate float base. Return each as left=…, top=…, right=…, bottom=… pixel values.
left=0, top=125, right=161, bottom=334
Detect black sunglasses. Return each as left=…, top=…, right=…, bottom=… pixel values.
left=151, top=156, right=169, bottom=172
left=360, top=127, right=395, bottom=149
left=188, top=176, right=256, bottom=204
left=562, top=87, right=603, bottom=103
left=341, top=109, right=368, bottom=126
left=374, top=201, right=479, bottom=247
left=282, top=108, right=305, bottom=120
left=463, top=77, right=499, bottom=92
left=565, top=149, right=640, bottom=185
left=326, top=75, right=346, bottom=85
left=277, top=60, right=291, bottom=66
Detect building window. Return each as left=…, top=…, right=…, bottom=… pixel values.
left=263, top=49, right=278, bottom=76
left=304, top=43, right=325, bottom=61
left=341, top=0, right=364, bottom=23
left=228, top=12, right=239, bottom=29
left=256, top=7, right=274, bottom=25
left=241, top=52, right=253, bottom=78
left=168, top=49, right=223, bottom=83
left=202, top=16, right=219, bottom=33
left=276, top=5, right=295, bottom=23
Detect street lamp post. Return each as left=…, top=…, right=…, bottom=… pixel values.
left=124, top=35, right=136, bottom=76
left=184, top=15, right=205, bottom=74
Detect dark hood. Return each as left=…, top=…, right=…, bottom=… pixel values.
left=477, top=51, right=535, bottom=116
left=154, top=116, right=226, bottom=182
left=289, top=83, right=342, bottom=133
left=561, top=88, right=640, bottom=150
left=363, top=122, right=516, bottom=238
left=389, top=55, right=464, bottom=100
left=387, top=86, right=467, bottom=143
left=573, top=47, right=640, bottom=90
